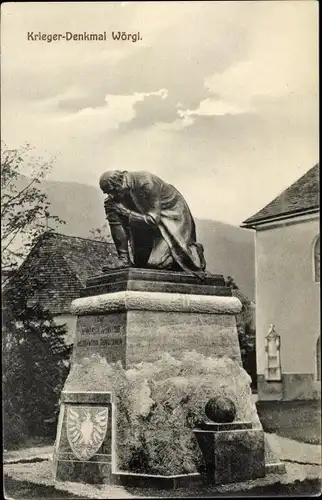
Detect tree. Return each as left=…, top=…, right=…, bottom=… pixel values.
left=3, top=262, right=72, bottom=447
left=226, top=276, right=257, bottom=390
left=2, top=141, right=70, bottom=447
left=226, top=275, right=239, bottom=290
left=1, top=141, right=64, bottom=282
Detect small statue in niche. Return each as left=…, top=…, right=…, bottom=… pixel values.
left=265, top=324, right=282, bottom=382
left=99, top=170, right=206, bottom=275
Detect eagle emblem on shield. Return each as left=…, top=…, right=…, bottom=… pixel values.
left=66, top=406, right=108, bottom=461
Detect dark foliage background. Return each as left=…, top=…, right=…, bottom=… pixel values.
left=226, top=276, right=257, bottom=390
left=2, top=141, right=71, bottom=449
left=2, top=255, right=72, bottom=449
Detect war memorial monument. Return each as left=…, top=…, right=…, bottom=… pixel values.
left=52, top=170, right=284, bottom=488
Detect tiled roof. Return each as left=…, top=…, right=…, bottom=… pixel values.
left=4, top=232, right=118, bottom=315
left=243, top=164, right=319, bottom=227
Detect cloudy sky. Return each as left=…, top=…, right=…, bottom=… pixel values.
left=1, top=1, right=318, bottom=225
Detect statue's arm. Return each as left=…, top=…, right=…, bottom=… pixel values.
left=129, top=180, right=162, bottom=227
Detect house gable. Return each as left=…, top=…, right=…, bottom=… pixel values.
left=4, top=232, right=118, bottom=315
left=242, top=164, right=319, bottom=228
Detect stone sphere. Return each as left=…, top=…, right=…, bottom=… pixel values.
left=205, top=396, right=236, bottom=423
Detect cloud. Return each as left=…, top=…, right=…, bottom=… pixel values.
left=180, top=1, right=318, bottom=118
left=155, top=114, right=195, bottom=132
left=182, top=98, right=249, bottom=118
left=56, top=89, right=168, bottom=133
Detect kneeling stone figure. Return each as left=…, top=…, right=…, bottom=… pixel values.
left=99, top=170, right=206, bottom=274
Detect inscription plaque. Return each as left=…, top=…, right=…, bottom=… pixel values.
left=74, top=313, right=127, bottom=366
left=78, top=315, right=126, bottom=337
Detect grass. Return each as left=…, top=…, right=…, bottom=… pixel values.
left=256, top=400, right=321, bottom=444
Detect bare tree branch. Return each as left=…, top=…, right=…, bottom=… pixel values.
left=1, top=142, right=65, bottom=271
left=1, top=177, right=39, bottom=214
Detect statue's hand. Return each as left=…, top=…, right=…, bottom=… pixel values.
left=104, top=196, right=115, bottom=215
left=114, top=203, right=131, bottom=218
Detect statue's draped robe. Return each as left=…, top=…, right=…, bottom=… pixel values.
left=120, top=171, right=206, bottom=272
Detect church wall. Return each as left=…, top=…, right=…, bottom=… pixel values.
left=255, top=215, right=320, bottom=400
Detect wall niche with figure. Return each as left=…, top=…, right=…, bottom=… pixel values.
left=264, top=324, right=282, bottom=382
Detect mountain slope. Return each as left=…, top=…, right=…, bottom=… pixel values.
left=195, top=219, right=255, bottom=300
left=41, top=179, right=107, bottom=238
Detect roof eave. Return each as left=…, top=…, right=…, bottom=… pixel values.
left=241, top=206, right=320, bottom=229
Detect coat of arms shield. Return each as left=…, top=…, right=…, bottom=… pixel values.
left=66, top=406, right=109, bottom=461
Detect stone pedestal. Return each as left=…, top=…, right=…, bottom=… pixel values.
left=52, top=269, right=283, bottom=486
left=69, top=269, right=242, bottom=368
left=53, top=269, right=243, bottom=484
left=194, top=422, right=265, bottom=484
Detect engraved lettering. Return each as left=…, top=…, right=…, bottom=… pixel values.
left=77, top=339, right=99, bottom=347
left=100, top=338, right=123, bottom=346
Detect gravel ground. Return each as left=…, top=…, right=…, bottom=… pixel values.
left=5, top=432, right=321, bottom=467
left=265, top=433, right=321, bottom=465
left=4, top=458, right=322, bottom=499
left=3, top=432, right=321, bottom=498
left=4, top=474, right=322, bottom=499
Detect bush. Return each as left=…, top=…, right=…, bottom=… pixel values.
left=2, top=300, right=71, bottom=448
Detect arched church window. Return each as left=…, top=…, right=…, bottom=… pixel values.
left=314, top=236, right=320, bottom=283
left=265, top=324, right=282, bottom=382
left=317, top=336, right=321, bottom=382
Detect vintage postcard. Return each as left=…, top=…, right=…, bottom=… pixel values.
left=1, top=1, right=320, bottom=498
